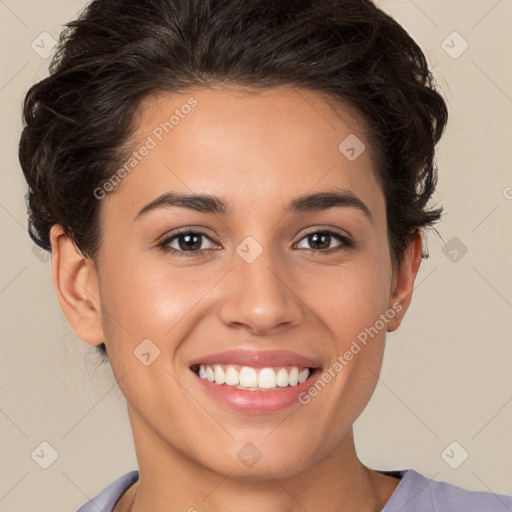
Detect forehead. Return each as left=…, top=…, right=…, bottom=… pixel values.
left=104, top=85, right=384, bottom=219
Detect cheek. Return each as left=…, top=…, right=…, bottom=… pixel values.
left=101, top=257, right=190, bottom=328
left=304, top=254, right=392, bottom=341
left=98, top=258, right=221, bottom=365
left=298, top=249, right=392, bottom=406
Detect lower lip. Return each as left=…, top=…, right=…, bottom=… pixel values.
left=192, top=369, right=322, bottom=414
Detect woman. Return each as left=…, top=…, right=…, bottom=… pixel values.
left=18, top=0, right=512, bottom=510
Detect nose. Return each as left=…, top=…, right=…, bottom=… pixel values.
left=218, top=246, right=305, bottom=336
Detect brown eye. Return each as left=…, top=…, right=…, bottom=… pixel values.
left=295, top=230, right=353, bottom=252
left=174, top=233, right=204, bottom=251
left=159, top=231, right=218, bottom=256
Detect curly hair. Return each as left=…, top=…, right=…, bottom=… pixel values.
left=19, top=0, right=448, bottom=353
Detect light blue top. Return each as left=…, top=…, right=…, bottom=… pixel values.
left=76, top=468, right=512, bottom=511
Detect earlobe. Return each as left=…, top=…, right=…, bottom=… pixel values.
left=386, top=232, right=423, bottom=333
left=49, top=224, right=105, bottom=346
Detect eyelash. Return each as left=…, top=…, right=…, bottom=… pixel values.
left=157, top=229, right=354, bottom=258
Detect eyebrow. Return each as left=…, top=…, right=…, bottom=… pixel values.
left=133, top=189, right=371, bottom=221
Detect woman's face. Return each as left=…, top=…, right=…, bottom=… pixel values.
left=55, top=86, right=419, bottom=479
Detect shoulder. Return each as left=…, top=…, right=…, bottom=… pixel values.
left=380, top=468, right=512, bottom=512
left=75, top=470, right=139, bottom=512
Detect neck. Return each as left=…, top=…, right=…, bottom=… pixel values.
left=117, top=407, right=398, bottom=512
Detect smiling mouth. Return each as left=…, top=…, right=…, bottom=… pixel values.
left=190, top=364, right=318, bottom=391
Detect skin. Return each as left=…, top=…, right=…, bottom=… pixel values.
left=50, top=86, right=422, bottom=512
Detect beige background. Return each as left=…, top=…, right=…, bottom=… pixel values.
left=1, top=0, right=512, bottom=510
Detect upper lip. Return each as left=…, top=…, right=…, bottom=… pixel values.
left=189, top=349, right=322, bottom=369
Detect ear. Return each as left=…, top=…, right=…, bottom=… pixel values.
left=386, top=231, right=423, bottom=332
left=49, top=224, right=105, bottom=346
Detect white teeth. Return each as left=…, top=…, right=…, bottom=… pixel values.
left=276, top=368, right=289, bottom=387
left=225, top=365, right=239, bottom=385
left=205, top=366, right=215, bottom=382
left=214, top=365, right=225, bottom=385
left=298, top=368, right=309, bottom=384
left=288, top=367, right=299, bottom=386
left=196, top=364, right=311, bottom=390
left=258, top=368, right=276, bottom=389
left=239, top=366, right=258, bottom=388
